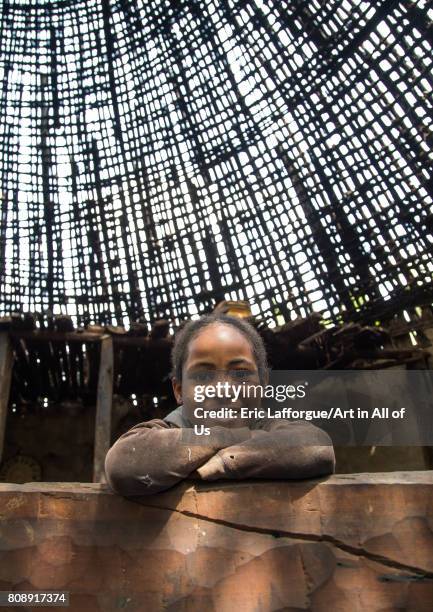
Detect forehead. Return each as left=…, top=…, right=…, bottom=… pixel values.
left=186, top=323, right=254, bottom=360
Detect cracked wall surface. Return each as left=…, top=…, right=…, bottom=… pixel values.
left=0, top=473, right=432, bottom=611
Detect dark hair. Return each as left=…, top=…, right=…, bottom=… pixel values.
left=170, top=312, right=269, bottom=385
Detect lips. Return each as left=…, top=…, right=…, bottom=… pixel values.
left=202, top=400, right=243, bottom=411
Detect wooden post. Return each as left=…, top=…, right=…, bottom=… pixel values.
left=0, top=333, right=13, bottom=465
left=93, top=335, right=113, bottom=483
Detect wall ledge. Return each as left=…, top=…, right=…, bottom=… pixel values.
left=1, top=472, right=432, bottom=610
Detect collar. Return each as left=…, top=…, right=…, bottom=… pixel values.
left=163, top=404, right=193, bottom=428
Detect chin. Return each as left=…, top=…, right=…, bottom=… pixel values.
left=212, top=419, right=247, bottom=429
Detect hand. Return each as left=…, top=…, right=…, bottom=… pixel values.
left=196, top=454, right=227, bottom=480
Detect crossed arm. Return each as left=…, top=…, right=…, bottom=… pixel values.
left=195, top=420, right=335, bottom=481
left=104, top=419, right=335, bottom=496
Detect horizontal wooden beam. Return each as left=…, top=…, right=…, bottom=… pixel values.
left=9, top=330, right=104, bottom=343
left=9, top=331, right=171, bottom=347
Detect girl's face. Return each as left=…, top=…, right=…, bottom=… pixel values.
left=172, top=322, right=262, bottom=428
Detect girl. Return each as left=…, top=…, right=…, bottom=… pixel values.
left=105, top=313, right=335, bottom=496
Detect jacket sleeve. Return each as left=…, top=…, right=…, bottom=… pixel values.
left=196, top=420, right=336, bottom=481
left=104, top=419, right=253, bottom=496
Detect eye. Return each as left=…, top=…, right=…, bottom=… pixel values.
left=231, top=369, right=253, bottom=380
left=191, top=371, right=215, bottom=382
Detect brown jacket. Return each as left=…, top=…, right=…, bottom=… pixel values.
left=105, top=405, right=335, bottom=496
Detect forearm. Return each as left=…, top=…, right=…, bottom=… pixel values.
left=105, top=421, right=253, bottom=496
left=197, top=421, right=336, bottom=481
